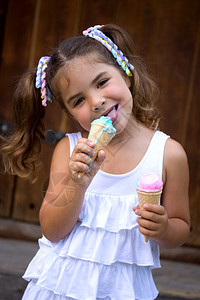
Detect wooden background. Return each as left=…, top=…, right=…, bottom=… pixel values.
left=0, top=0, right=199, bottom=247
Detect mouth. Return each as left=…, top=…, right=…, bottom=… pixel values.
left=102, top=104, right=119, bottom=123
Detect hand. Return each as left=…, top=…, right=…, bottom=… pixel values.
left=69, top=138, right=105, bottom=183
left=133, top=203, right=169, bottom=242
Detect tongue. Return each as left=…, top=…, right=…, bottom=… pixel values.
left=107, top=107, right=118, bottom=122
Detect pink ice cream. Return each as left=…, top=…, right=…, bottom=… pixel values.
left=137, top=173, right=163, bottom=192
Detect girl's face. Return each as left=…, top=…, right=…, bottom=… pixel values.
left=52, top=54, right=133, bottom=134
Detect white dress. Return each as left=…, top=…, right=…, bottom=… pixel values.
left=22, top=130, right=169, bottom=300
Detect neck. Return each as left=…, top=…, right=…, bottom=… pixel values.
left=110, top=116, right=142, bottom=146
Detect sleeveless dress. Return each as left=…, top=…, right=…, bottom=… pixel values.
left=22, top=130, right=169, bottom=300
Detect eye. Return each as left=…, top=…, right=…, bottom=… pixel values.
left=97, top=79, right=108, bottom=88
left=73, top=97, right=85, bottom=107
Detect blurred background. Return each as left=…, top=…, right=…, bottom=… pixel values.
left=0, top=0, right=199, bottom=255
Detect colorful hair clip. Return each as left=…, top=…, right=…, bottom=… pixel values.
left=35, top=56, right=53, bottom=106
left=83, top=25, right=134, bottom=77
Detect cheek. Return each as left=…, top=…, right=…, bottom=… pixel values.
left=64, top=104, right=91, bottom=132
left=115, top=86, right=133, bottom=112
left=115, top=89, right=133, bottom=133
left=74, top=109, right=91, bottom=132
left=107, top=85, right=123, bottom=99
left=110, top=83, right=132, bottom=102
left=78, top=117, right=91, bottom=132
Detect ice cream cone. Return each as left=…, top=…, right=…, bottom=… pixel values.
left=136, top=173, right=163, bottom=242
left=137, top=189, right=162, bottom=242
left=78, top=117, right=116, bottom=178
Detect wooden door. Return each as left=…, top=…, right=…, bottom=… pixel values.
left=0, top=0, right=199, bottom=247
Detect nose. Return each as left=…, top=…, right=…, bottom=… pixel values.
left=91, top=96, right=106, bottom=112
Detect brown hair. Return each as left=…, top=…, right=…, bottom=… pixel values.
left=0, top=70, right=45, bottom=179
left=0, top=24, right=160, bottom=179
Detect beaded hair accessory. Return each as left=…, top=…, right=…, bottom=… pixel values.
left=35, top=56, right=53, bottom=106
left=83, top=25, right=134, bottom=77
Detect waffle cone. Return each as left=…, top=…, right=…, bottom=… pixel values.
left=88, top=123, right=116, bottom=160
left=137, top=189, right=162, bottom=242
left=78, top=122, right=115, bottom=178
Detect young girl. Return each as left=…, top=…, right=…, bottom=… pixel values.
left=1, top=24, right=190, bottom=300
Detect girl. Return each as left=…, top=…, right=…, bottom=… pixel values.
left=1, top=24, right=190, bottom=299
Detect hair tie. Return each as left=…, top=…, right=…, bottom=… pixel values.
left=83, top=25, right=134, bottom=77
left=35, top=56, right=53, bottom=106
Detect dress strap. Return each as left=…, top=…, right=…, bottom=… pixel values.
left=144, top=130, right=170, bottom=179
left=65, top=132, right=82, bottom=156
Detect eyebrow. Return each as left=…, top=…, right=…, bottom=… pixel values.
left=67, top=71, right=108, bottom=104
left=67, top=92, right=82, bottom=104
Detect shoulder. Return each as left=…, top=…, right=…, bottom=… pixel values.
left=164, top=138, right=188, bottom=162
left=163, top=138, right=189, bottom=183
left=54, top=136, right=70, bottom=157
left=49, top=131, right=86, bottom=173
left=52, top=131, right=85, bottom=159
left=50, top=136, right=70, bottom=173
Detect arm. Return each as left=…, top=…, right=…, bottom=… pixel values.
left=39, top=136, right=105, bottom=243
left=133, top=138, right=191, bottom=248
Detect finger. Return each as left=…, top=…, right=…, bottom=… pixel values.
left=89, top=150, right=106, bottom=175
left=77, top=155, right=93, bottom=178
left=95, top=150, right=106, bottom=166
left=143, top=203, right=165, bottom=215
left=137, top=220, right=160, bottom=241
left=137, top=217, right=160, bottom=231
left=78, top=137, right=95, bottom=147
left=69, top=150, right=93, bottom=176
left=138, top=209, right=162, bottom=223
left=70, top=160, right=91, bottom=175
left=135, top=205, right=163, bottom=224
left=78, top=138, right=95, bottom=150
left=138, top=226, right=152, bottom=238
left=73, top=139, right=95, bottom=156
left=72, top=152, right=92, bottom=165
left=133, top=205, right=140, bottom=212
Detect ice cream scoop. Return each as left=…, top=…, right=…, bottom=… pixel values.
left=137, top=173, right=163, bottom=192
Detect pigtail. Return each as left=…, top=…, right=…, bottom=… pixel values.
left=0, top=69, right=45, bottom=180
left=132, top=62, right=160, bottom=130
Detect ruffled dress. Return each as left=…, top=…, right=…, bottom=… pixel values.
left=22, top=130, right=169, bottom=300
